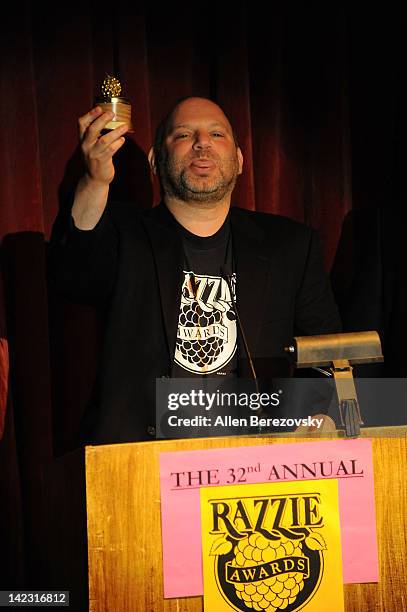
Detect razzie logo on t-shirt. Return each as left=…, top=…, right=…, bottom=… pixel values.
left=174, top=271, right=237, bottom=375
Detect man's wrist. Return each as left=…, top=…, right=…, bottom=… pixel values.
left=78, top=173, right=111, bottom=195
left=72, top=175, right=110, bottom=230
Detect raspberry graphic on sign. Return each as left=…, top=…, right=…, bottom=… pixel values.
left=175, top=271, right=237, bottom=374
left=214, top=527, right=324, bottom=611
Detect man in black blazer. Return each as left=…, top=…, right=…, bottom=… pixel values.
left=50, top=97, right=340, bottom=444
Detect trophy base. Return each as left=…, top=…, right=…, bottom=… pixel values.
left=95, top=97, right=134, bottom=132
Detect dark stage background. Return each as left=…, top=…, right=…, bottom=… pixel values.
left=0, top=1, right=403, bottom=591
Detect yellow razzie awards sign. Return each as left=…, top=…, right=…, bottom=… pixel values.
left=200, top=479, right=344, bottom=611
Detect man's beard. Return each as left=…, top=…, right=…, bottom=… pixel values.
left=159, top=153, right=239, bottom=204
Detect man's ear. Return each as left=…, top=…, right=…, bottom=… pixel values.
left=237, top=147, right=243, bottom=175
left=148, top=147, right=157, bottom=175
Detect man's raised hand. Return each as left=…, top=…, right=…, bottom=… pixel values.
left=78, top=106, right=128, bottom=186
left=72, top=107, right=128, bottom=230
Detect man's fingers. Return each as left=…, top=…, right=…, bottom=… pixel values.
left=88, top=135, right=126, bottom=165
left=295, top=414, right=337, bottom=434
left=91, top=124, right=128, bottom=153
left=78, top=106, right=103, bottom=140
left=98, top=136, right=126, bottom=159
left=80, top=110, right=120, bottom=145
left=85, top=111, right=117, bottom=142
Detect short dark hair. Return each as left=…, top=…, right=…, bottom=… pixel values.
left=152, top=96, right=239, bottom=175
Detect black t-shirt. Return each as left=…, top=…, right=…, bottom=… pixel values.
left=172, top=217, right=238, bottom=377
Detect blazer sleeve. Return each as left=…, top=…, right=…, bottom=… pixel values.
left=294, top=229, right=342, bottom=335
left=48, top=198, right=118, bottom=306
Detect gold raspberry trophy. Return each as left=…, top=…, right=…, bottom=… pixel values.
left=95, top=74, right=134, bottom=132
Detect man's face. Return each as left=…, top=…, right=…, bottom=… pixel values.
left=157, top=98, right=243, bottom=204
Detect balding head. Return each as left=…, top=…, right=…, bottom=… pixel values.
left=152, top=96, right=238, bottom=174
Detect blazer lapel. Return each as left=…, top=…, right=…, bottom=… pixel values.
left=142, top=203, right=184, bottom=364
left=230, top=208, right=271, bottom=354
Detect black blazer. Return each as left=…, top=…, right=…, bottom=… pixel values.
left=49, top=201, right=341, bottom=444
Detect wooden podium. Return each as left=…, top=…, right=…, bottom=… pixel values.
left=45, top=427, right=407, bottom=611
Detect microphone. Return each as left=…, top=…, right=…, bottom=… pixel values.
left=220, top=264, right=259, bottom=393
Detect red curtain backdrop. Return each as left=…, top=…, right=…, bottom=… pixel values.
left=0, top=1, right=402, bottom=589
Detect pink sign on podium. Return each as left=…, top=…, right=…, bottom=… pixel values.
left=159, top=439, right=378, bottom=598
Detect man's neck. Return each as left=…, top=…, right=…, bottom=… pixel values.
left=164, top=196, right=231, bottom=237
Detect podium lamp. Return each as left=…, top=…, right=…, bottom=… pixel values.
left=285, top=331, right=384, bottom=437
